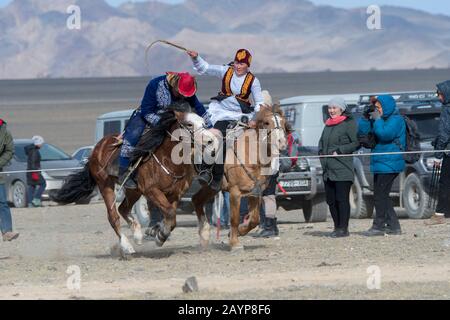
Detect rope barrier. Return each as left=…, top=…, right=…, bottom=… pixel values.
left=0, top=167, right=83, bottom=175
left=1, top=149, right=449, bottom=175
left=0, top=150, right=448, bottom=175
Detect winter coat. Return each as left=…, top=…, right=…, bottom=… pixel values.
left=319, top=114, right=359, bottom=182
left=0, top=121, right=14, bottom=185
left=358, top=95, right=406, bottom=174
left=435, top=80, right=450, bottom=159
left=25, top=144, right=45, bottom=186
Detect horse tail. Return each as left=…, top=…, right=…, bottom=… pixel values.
left=49, top=163, right=97, bottom=204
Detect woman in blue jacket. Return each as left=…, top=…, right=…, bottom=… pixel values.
left=358, top=95, right=406, bottom=236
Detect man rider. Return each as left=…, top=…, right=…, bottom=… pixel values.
left=119, top=72, right=212, bottom=189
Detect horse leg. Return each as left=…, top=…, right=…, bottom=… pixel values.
left=118, top=189, right=143, bottom=245
left=192, top=186, right=217, bottom=249
left=238, top=196, right=261, bottom=236
left=98, top=180, right=135, bottom=256
left=229, top=187, right=243, bottom=250
left=144, top=188, right=176, bottom=247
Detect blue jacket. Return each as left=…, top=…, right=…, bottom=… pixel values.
left=140, top=75, right=212, bottom=128
left=435, top=80, right=450, bottom=158
left=358, top=95, right=406, bottom=174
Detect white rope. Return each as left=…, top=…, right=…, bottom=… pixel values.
left=277, top=149, right=450, bottom=160
left=0, top=149, right=448, bottom=175
left=0, top=167, right=84, bottom=175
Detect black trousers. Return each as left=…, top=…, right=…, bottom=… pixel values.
left=436, top=156, right=450, bottom=217
left=372, top=173, right=401, bottom=231
left=324, top=180, right=353, bottom=230
left=211, top=120, right=234, bottom=182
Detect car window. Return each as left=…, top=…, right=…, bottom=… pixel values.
left=72, top=150, right=84, bottom=161
left=40, top=144, right=71, bottom=161
left=103, top=120, right=121, bottom=137
left=408, top=113, right=440, bottom=140
left=14, top=145, right=28, bottom=162
left=83, top=148, right=92, bottom=159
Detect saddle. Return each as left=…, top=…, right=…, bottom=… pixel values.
left=225, top=116, right=250, bottom=145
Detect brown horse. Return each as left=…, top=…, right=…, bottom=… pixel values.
left=192, top=105, right=288, bottom=250
left=51, top=108, right=218, bottom=256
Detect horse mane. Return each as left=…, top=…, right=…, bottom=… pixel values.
left=256, top=104, right=284, bottom=127
left=130, top=101, right=191, bottom=163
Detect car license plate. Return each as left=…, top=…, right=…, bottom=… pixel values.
left=279, top=180, right=309, bottom=188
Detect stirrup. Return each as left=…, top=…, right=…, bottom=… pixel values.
left=248, top=184, right=262, bottom=197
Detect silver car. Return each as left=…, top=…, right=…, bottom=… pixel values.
left=3, top=139, right=82, bottom=207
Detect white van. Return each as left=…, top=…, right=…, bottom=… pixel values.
left=95, top=109, right=134, bottom=143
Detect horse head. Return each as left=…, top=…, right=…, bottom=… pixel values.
left=169, top=102, right=219, bottom=163
left=256, top=103, right=288, bottom=152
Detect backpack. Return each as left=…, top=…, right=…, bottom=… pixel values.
left=397, top=115, right=421, bottom=164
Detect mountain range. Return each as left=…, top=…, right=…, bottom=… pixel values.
left=1, top=0, right=450, bottom=79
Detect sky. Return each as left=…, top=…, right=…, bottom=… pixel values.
left=0, top=0, right=450, bottom=16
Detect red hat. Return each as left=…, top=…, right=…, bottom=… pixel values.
left=166, top=72, right=197, bottom=97
left=0, top=119, right=4, bottom=126
left=234, top=49, right=252, bottom=67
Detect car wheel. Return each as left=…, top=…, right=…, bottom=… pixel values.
left=132, top=196, right=150, bottom=226
left=402, top=173, right=434, bottom=219
left=350, top=178, right=374, bottom=219
left=11, top=180, right=27, bottom=208
left=303, top=194, right=328, bottom=222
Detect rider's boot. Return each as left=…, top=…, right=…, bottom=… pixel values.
left=118, top=166, right=137, bottom=189
left=198, top=164, right=214, bottom=186
left=248, top=183, right=262, bottom=198
left=199, top=163, right=222, bottom=192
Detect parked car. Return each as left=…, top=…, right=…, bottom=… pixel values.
left=350, top=91, right=442, bottom=219
left=277, top=94, right=360, bottom=222
left=72, top=146, right=93, bottom=165
left=3, top=139, right=82, bottom=208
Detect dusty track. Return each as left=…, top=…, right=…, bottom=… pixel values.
left=1, top=203, right=450, bottom=300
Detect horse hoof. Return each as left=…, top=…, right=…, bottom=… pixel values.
left=120, top=252, right=134, bottom=261
left=200, top=239, right=209, bottom=250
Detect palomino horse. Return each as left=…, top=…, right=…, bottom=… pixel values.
left=192, top=105, right=288, bottom=250
left=51, top=104, right=218, bottom=256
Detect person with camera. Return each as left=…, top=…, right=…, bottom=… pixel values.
left=319, top=98, right=359, bottom=238
left=358, top=95, right=406, bottom=236
left=425, top=80, right=450, bottom=225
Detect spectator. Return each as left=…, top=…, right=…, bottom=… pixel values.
left=319, top=98, right=359, bottom=238
left=358, top=95, right=406, bottom=236
left=425, top=80, right=450, bottom=225
left=220, top=191, right=230, bottom=229
left=25, top=136, right=46, bottom=208
left=253, top=173, right=280, bottom=238
left=0, top=119, right=19, bottom=241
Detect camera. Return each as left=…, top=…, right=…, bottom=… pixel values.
left=363, top=104, right=376, bottom=118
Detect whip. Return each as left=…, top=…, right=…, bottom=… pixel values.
left=145, top=40, right=189, bottom=71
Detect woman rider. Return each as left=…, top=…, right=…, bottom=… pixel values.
left=187, top=49, right=266, bottom=192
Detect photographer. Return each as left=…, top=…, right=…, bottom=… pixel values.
left=358, top=95, right=406, bottom=236
left=425, top=80, right=450, bottom=225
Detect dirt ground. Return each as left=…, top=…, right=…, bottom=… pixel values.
left=1, top=202, right=450, bottom=300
